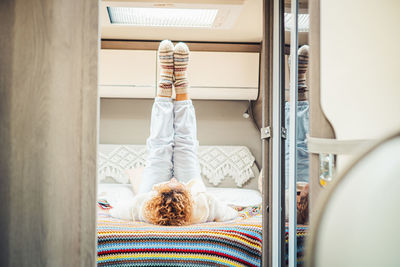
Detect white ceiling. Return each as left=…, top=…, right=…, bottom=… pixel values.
left=101, top=0, right=263, bottom=42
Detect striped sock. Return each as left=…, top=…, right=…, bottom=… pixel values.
left=173, top=42, right=190, bottom=95
left=157, top=40, right=174, bottom=97
left=298, top=45, right=309, bottom=90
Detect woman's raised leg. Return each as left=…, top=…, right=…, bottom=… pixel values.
left=172, top=43, right=204, bottom=187
left=173, top=98, right=202, bottom=183
left=139, top=40, right=175, bottom=193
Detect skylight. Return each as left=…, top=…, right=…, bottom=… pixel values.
left=107, top=7, right=219, bottom=28
left=284, top=13, right=309, bottom=32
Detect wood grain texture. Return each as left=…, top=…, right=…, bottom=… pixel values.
left=102, top=39, right=261, bottom=53
left=309, top=0, right=336, bottom=214
left=0, top=0, right=98, bottom=266
left=0, top=1, right=14, bottom=266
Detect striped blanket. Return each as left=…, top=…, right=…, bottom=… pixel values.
left=97, top=205, right=306, bottom=266
left=285, top=225, right=308, bottom=266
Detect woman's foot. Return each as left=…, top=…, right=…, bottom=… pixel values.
left=157, top=40, right=174, bottom=98
left=173, top=42, right=190, bottom=101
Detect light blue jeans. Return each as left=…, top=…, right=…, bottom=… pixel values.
left=285, top=101, right=310, bottom=188
left=139, top=97, right=204, bottom=193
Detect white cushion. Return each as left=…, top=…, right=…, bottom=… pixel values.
left=98, top=184, right=262, bottom=208
left=125, top=167, right=144, bottom=194
left=206, top=187, right=262, bottom=207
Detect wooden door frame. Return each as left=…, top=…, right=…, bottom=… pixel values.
left=260, top=0, right=337, bottom=265
left=258, top=1, right=286, bottom=266
left=259, top=0, right=273, bottom=266
left=0, top=1, right=98, bottom=266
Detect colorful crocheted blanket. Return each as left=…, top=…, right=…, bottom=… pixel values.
left=285, top=225, right=308, bottom=266
left=97, top=204, right=307, bottom=266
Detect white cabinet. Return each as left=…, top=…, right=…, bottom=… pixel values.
left=99, top=49, right=156, bottom=98
left=188, top=51, right=259, bottom=100
left=100, top=49, right=260, bottom=100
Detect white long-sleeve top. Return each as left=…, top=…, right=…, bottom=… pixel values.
left=110, top=179, right=238, bottom=224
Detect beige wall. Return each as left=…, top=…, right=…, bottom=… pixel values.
left=320, top=0, right=400, bottom=168
left=100, top=99, right=262, bottom=168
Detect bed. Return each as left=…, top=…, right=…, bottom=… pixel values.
left=97, top=205, right=262, bottom=266
left=97, top=144, right=307, bottom=266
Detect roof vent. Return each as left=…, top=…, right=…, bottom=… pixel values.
left=284, top=13, right=309, bottom=32
left=106, top=2, right=243, bottom=29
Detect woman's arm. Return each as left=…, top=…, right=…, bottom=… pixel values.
left=109, top=200, right=135, bottom=220
left=206, top=194, right=238, bottom=222
left=109, top=193, right=148, bottom=221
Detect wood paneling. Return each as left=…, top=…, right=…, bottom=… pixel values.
left=102, top=39, right=261, bottom=53
left=0, top=1, right=14, bottom=266
left=0, top=0, right=98, bottom=266
left=309, top=0, right=335, bottom=214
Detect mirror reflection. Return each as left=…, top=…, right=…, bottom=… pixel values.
left=284, top=0, right=311, bottom=266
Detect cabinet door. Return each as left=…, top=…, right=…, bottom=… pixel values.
left=99, top=49, right=156, bottom=98
left=191, top=51, right=259, bottom=100
left=156, top=51, right=260, bottom=100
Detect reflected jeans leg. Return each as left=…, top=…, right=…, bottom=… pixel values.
left=285, top=101, right=310, bottom=188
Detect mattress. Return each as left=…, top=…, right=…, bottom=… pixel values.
left=97, top=204, right=307, bottom=267
left=97, top=205, right=262, bottom=267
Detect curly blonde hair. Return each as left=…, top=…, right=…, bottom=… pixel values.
left=143, top=184, right=193, bottom=226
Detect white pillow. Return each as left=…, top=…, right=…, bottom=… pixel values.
left=206, top=187, right=262, bottom=207
left=97, top=184, right=262, bottom=208
left=125, top=167, right=145, bottom=194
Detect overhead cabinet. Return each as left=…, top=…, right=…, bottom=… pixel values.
left=99, top=49, right=157, bottom=98
left=99, top=49, right=260, bottom=100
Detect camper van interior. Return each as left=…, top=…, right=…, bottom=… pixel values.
left=96, top=0, right=313, bottom=266
left=1, top=0, right=400, bottom=266
left=97, top=1, right=266, bottom=266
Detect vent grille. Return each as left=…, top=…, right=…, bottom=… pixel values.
left=107, top=7, right=218, bottom=28
left=284, top=13, right=309, bottom=32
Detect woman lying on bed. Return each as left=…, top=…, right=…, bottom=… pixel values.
left=110, top=40, right=238, bottom=226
